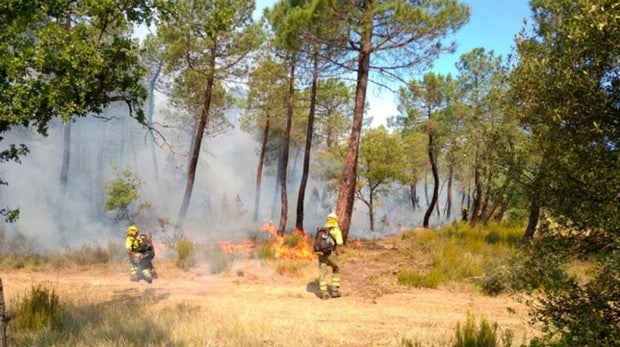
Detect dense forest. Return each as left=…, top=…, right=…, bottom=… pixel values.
left=0, top=0, right=618, bottom=343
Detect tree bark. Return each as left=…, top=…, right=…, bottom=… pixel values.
left=296, top=46, right=319, bottom=231
left=523, top=195, right=540, bottom=241
left=336, top=10, right=372, bottom=242
left=469, top=153, right=482, bottom=226
left=253, top=115, right=270, bottom=223
left=409, top=181, right=418, bottom=210
left=278, top=59, right=296, bottom=235
left=444, top=163, right=453, bottom=219
left=423, top=132, right=439, bottom=228
left=176, top=46, right=216, bottom=236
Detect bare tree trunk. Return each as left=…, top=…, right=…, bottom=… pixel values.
left=0, top=278, right=6, bottom=347
left=336, top=14, right=372, bottom=243
left=409, top=181, right=418, bottom=210
left=176, top=47, right=216, bottom=237
left=523, top=194, right=540, bottom=241
left=296, top=46, right=319, bottom=231
left=278, top=59, right=296, bottom=235
left=423, top=132, right=439, bottom=228
left=253, top=115, right=270, bottom=223
left=469, top=153, right=482, bottom=226
left=444, top=163, right=453, bottom=219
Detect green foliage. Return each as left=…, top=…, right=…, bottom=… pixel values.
left=257, top=243, right=275, bottom=260
left=453, top=314, right=514, bottom=347
left=399, top=222, right=523, bottom=290
left=283, top=233, right=302, bottom=248
left=527, top=236, right=620, bottom=346
left=397, top=268, right=443, bottom=289
left=104, top=166, right=144, bottom=222
left=173, top=239, right=195, bottom=270
left=11, top=283, right=65, bottom=333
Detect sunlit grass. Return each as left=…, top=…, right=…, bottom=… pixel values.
left=397, top=221, right=525, bottom=289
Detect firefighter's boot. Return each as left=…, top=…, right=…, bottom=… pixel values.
left=331, top=288, right=341, bottom=298
left=150, top=267, right=158, bottom=279
left=321, top=291, right=330, bottom=300
left=130, top=267, right=140, bottom=282
left=141, top=268, right=153, bottom=284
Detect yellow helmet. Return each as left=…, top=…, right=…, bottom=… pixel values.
left=327, top=212, right=338, bottom=220
left=126, top=225, right=138, bottom=236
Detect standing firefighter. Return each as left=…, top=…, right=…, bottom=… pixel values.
left=125, top=225, right=157, bottom=283
left=313, top=213, right=344, bottom=300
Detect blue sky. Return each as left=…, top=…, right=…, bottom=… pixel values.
left=254, top=0, right=533, bottom=125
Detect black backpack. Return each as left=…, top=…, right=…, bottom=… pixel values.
left=313, top=227, right=334, bottom=254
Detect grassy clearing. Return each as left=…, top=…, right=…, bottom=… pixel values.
left=397, top=221, right=524, bottom=289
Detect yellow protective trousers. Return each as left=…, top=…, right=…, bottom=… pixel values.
left=318, top=251, right=340, bottom=294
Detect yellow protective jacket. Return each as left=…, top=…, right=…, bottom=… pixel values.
left=125, top=235, right=140, bottom=253
left=325, top=217, right=343, bottom=246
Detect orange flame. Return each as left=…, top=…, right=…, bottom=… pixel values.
left=218, top=239, right=256, bottom=255
left=260, top=222, right=316, bottom=260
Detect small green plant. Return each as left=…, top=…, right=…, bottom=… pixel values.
left=11, top=283, right=65, bottom=333
left=257, top=243, right=275, bottom=260
left=397, top=268, right=443, bottom=288
left=104, top=165, right=143, bottom=223
left=174, top=239, right=194, bottom=270
left=283, top=233, right=302, bottom=248
left=454, top=314, right=513, bottom=347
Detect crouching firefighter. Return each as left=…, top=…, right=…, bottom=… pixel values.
left=125, top=225, right=158, bottom=283
left=313, top=213, right=344, bottom=300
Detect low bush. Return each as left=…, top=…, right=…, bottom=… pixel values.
left=173, top=239, right=194, bottom=270
left=454, top=314, right=514, bottom=347
left=10, top=283, right=65, bottom=333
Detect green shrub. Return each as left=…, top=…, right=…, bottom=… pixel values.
left=11, top=283, right=65, bottom=333
left=173, top=239, right=194, bottom=270
left=397, top=268, right=443, bottom=288
left=454, top=314, right=513, bottom=347
left=257, top=243, right=275, bottom=260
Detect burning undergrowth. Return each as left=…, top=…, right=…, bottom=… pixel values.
left=217, top=222, right=315, bottom=261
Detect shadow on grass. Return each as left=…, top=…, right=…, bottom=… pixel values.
left=11, top=287, right=175, bottom=346
left=306, top=280, right=321, bottom=298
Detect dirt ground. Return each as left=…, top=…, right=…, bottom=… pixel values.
left=0, top=238, right=539, bottom=346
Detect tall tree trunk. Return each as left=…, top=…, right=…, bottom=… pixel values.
left=296, top=46, right=319, bottom=231
left=444, top=163, right=453, bottom=219
left=278, top=59, right=296, bottom=235
left=176, top=49, right=216, bottom=237
left=523, top=193, right=540, bottom=241
left=336, top=12, right=373, bottom=242
left=479, top=169, right=493, bottom=221
left=469, top=153, right=482, bottom=226
left=423, top=132, right=439, bottom=228
left=253, top=115, right=271, bottom=223
left=271, top=154, right=282, bottom=220
left=55, top=121, right=71, bottom=245
left=409, top=181, right=418, bottom=210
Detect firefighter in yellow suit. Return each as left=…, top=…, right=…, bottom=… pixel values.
left=125, top=225, right=154, bottom=283
left=318, top=213, right=344, bottom=300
